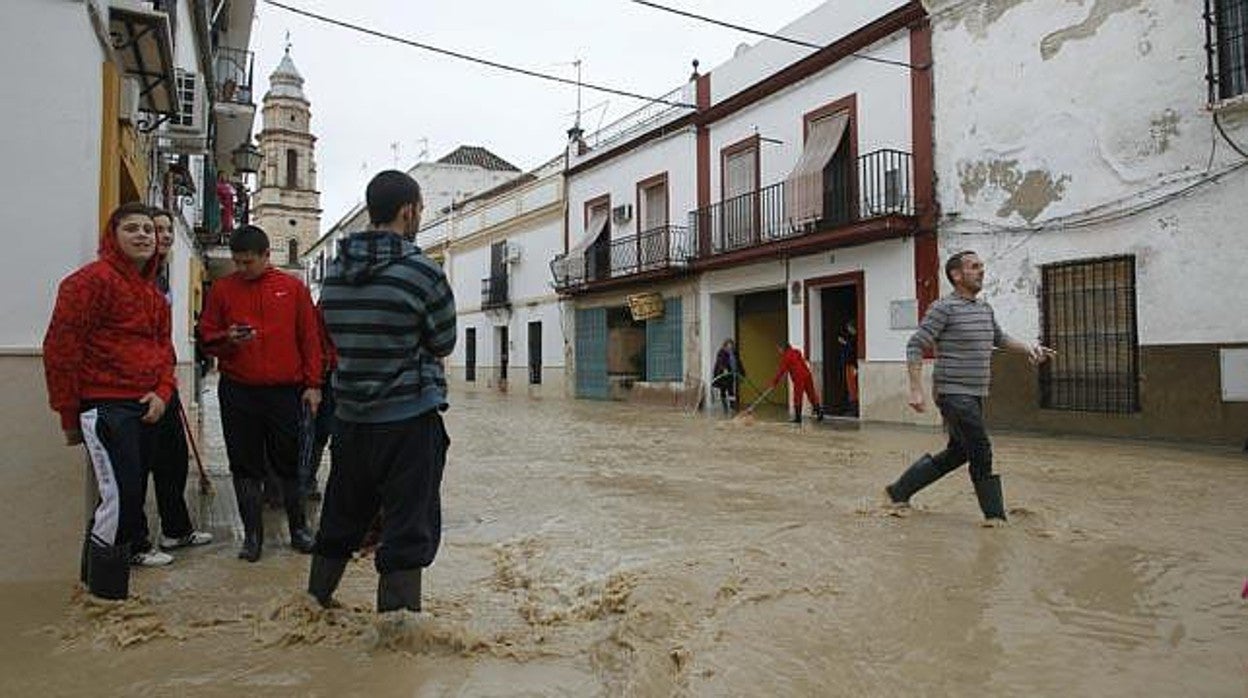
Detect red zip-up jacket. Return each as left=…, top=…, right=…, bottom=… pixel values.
left=771, top=347, right=813, bottom=388
left=43, top=227, right=176, bottom=431
left=198, top=267, right=323, bottom=388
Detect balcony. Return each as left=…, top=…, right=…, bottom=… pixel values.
left=214, top=47, right=255, bottom=106
left=690, top=148, right=917, bottom=266
left=482, top=274, right=510, bottom=310
left=553, top=225, right=693, bottom=293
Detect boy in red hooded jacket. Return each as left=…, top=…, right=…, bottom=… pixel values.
left=770, top=341, right=825, bottom=424
left=43, top=202, right=176, bottom=599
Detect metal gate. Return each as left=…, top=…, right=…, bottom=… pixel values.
left=575, top=307, right=609, bottom=399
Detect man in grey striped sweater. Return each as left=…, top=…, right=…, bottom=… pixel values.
left=308, top=171, right=456, bottom=612
left=884, top=251, right=1054, bottom=525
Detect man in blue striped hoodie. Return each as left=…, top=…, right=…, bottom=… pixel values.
left=308, top=170, right=456, bottom=612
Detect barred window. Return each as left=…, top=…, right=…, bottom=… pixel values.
left=1207, top=0, right=1248, bottom=100
left=1039, top=256, right=1140, bottom=413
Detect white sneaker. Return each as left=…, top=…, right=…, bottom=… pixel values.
left=160, top=531, right=214, bottom=550
left=130, top=549, right=174, bottom=567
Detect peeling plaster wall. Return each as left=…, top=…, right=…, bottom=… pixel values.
left=926, top=0, right=1248, bottom=347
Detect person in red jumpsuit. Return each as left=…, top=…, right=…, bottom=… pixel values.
left=770, top=342, right=824, bottom=424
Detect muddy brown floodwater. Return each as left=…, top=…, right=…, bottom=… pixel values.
left=3, top=378, right=1248, bottom=696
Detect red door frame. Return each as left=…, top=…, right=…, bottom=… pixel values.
left=802, top=270, right=866, bottom=362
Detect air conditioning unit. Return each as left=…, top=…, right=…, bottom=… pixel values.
left=119, top=77, right=141, bottom=124
left=612, top=204, right=633, bottom=224
left=503, top=242, right=522, bottom=264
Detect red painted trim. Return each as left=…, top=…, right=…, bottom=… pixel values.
left=635, top=172, right=669, bottom=232
left=802, top=270, right=866, bottom=361
left=910, top=18, right=939, bottom=319
left=565, top=2, right=925, bottom=177
left=803, top=93, right=859, bottom=219
left=693, top=214, right=916, bottom=273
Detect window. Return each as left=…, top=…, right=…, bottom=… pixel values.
left=1039, top=256, right=1139, bottom=413
left=1209, top=0, right=1248, bottom=100
left=170, top=71, right=196, bottom=128
left=465, top=328, right=477, bottom=382
left=528, top=321, right=543, bottom=385
left=286, top=149, right=298, bottom=189
left=721, top=137, right=759, bottom=250
left=288, top=238, right=299, bottom=266
left=637, top=175, right=669, bottom=233
left=786, top=112, right=849, bottom=226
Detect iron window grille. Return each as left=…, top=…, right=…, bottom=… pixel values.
left=1039, top=256, right=1140, bottom=413
left=1207, top=0, right=1248, bottom=101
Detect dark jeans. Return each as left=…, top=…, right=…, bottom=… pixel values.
left=299, top=376, right=336, bottom=492
left=314, top=411, right=449, bottom=574
left=932, top=393, right=994, bottom=482
left=219, top=378, right=301, bottom=481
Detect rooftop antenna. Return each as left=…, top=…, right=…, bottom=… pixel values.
left=390, top=141, right=400, bottom=168
left=284, top=30, right=292, bottom=53
left=417, top=137, right=429, bottom=162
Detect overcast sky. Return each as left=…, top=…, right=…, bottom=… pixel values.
left=248, top=0, right=824, bottom=230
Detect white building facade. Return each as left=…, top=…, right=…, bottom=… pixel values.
left=558, top=1, right=938, bottom=421
left=927, top=0, right=1248, bottom=443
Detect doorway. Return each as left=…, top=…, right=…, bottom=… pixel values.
left=735, top=289, right=788, bottom=413
left=809, top=273, right=863, bottom=417
left=496, top=325, right=509, bottom=388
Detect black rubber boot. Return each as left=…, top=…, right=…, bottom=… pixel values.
left=87, top=540, right=130, bottom=600
left=234, top=477, right=264, bottom=562
left=884, top=454, right=946, bottom=505
left=308, top=555, right=349, bottom=607
left=814, top=404, right=825, bottom=422
left=791, top=413, right=802, bottom=424
left=377, top=568, right=422, bottom=613
left=282, top=478, right=315, bottom=553
left=973, top=475, right=1007, bottom=522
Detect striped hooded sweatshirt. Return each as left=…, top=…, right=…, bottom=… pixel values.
left=320, top=231, right=456, bottom=423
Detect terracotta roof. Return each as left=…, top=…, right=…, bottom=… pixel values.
left=436, top=146, right=519, bottom=172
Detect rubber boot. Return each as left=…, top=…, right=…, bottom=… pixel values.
left=884, top=454, right=946, bottom=505
left=234, top=477, right=264, bottom=562
left=973, top=475, right=1007, bottom=522
left=377, top=568, right=422, bottom=613
left=307, top=555, right=349, bottom=607
left=87, top=540, right=130, bottom=600
left=283, top=478, right=315, bottom=553
left=814, top=404, right=825, bottom=422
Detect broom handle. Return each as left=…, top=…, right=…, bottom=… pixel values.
left=177, top=398, right=210, bottom=482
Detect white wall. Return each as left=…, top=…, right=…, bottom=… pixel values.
left=565, top=129, right=698, bottom=247
left=0, top=0, right=106, bottom=349
left=929, top=0, right=1248, bottom=346
left=709, top=0, right=912, bottom=102
left=709, top=33, right=913, bottom=201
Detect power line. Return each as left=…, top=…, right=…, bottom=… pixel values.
left=259, top=0, right=696, bottom=108
left=630, top=0, right=922, bottom=70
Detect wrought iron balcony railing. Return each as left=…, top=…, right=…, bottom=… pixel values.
left=553, top=225, right=693, bottom=290
left=214, top=46, right=255, bottom=106
left=690, top=148, right=914, bottom=257
left=481, top=274, right=509, bottom=309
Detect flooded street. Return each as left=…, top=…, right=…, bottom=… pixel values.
left=4, top=380, right=1248, bottom=696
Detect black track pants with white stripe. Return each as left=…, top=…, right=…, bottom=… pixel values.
left=80, top=401, right=156, bottom=550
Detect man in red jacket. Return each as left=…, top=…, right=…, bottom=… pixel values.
left=44, top=202, right=176, bottom=599
left=770, top=341, right=825, bottom=424
left=199, top=225, right=322, bottom=561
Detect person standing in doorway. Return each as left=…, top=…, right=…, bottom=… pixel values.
left=308, top=170, right=456, bottom=614
left=136, top=208, right=213, bottom=556
left=770, top=342, right=824, bottom=424
left=43, top=203, right=176, bottom=598
left=199, top=225, right=323, bottom=561
left=883, top=250, right=1054, bottom=525
left=712, top=338, right=744, bottom=414
left=836, top=319, right=859, bottom=416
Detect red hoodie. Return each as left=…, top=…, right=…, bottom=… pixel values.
left=198, top=267, right=323, bottom=388
left=772, top=346, right=813, bottom=388
left=43, top=227, right=175, bottom=431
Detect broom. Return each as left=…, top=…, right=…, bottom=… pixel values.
left=178, top=399, right=214, bottom=495
left=733, top=384, right=778, bottom=424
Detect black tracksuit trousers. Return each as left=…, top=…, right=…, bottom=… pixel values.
left=314, top=411, right=449, bottom=574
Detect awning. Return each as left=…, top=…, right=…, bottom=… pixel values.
left=553, top=208, right=609, bottom=285
left=784, top=112, right=849, bottom=226
left=109, top=3, right=179, bottom=116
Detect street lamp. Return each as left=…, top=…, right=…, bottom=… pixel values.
left=230, top=141, right=263, bottom=227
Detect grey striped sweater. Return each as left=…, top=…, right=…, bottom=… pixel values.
left=320, top=231, right=457, bottom=423
left=906, top=294, right=1011, bottom=397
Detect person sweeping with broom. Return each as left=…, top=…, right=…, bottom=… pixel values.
left=769, top=341, right=824, bottom=424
